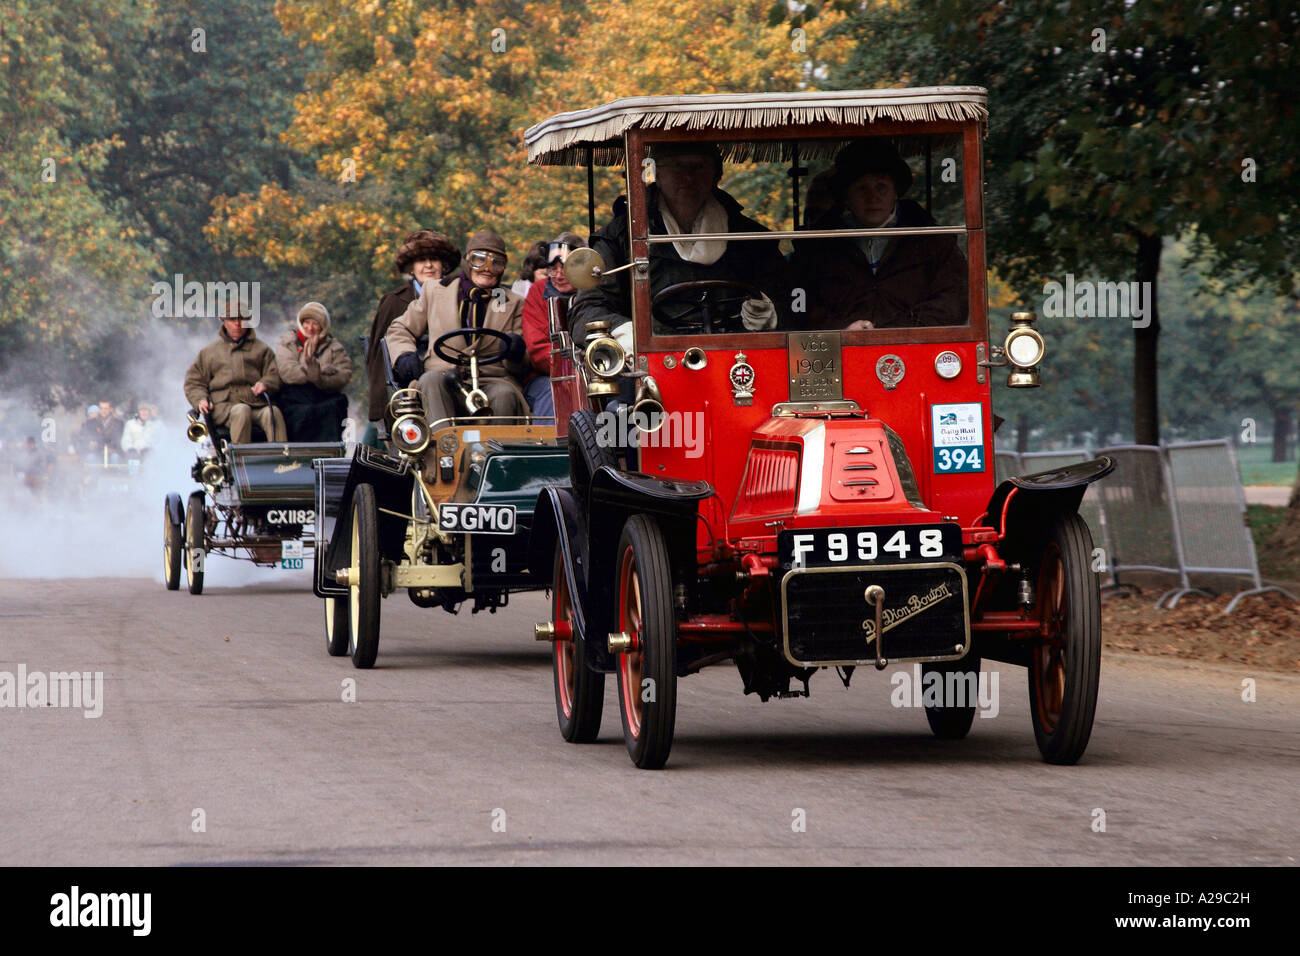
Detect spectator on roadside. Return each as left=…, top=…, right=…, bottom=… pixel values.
left=78, top=399, right=124, bottom=463
left=121, top=403, right=163, bottom=458
left=521, top=232, right=586, bottom=420
left=364, top=229, right=461, bottom=442
left=18, top=435, right=54, bottom=492
left=275, top=302, right=354, bottom=441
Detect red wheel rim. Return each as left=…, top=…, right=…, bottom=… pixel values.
left=617, top=544, right=643, bottom=739
left=1034, top=543, right=1067, bottom=733
left=554, top=566, right=577, bottom=718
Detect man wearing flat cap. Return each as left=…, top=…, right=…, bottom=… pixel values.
left=364, top=229, right=461, bottom=435
left=385, top=229, right=529, bottom=424
left=792, top=139, right=968, bottom=330
left=184, top=305, right=286, bottom=443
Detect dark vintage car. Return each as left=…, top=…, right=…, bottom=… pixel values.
left=525, top=88, right=1114, bottom=769
left=163, top=406, right=344, bottom=594
left=311, top=332, right=568, bottom=668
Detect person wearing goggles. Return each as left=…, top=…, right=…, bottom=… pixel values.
left=385, top=230, right=530, bottom=424
left=521, top=232, right=587, bottom=421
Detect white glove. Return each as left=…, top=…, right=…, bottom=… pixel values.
left=741, top=294, right=778, bottom=331
left=612, top=322, right=635, bottom=353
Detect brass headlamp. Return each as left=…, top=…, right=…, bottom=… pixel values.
left=583, top=319, right=626, bottom=397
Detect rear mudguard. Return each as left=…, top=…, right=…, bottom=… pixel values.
left=982, top=456, right=1114, bottom=538
left=165, top=491, right=184, bottom=527
left=313, top=457, right=352, bottom=598
left=322, top=445, right=414, bottom=582
left=530, top=469, right=713, bottom=674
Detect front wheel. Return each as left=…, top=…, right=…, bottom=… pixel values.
left=324, top=596, right=349, bottom=657
left=347, top=483, right=382, bottom=668
left=922, top=654, right=980, bottom=739
left=185, top=491, right=206, bottom=595
left=1029, top=513, right=1101, bottom=765
left=615, top=515, right=678, bottom=769
left=163, top=499, right=182, bottom=590
left=552, top=541, right=604, bottom=742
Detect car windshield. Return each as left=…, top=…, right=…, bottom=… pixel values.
left=625, top=134, right=973, bottom=336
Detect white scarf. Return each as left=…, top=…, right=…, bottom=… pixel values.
left=657, top=194, right=728, bottom=265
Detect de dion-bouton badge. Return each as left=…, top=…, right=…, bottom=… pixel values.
left=876, top=354, right=905, bottom=390
left=730, top=352, right=755, bottom=406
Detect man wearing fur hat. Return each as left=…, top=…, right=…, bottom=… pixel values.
left=385, top=229, right=529, bottom=425
left=791, top=139, right=968, bottom=330
left=184, top=307, right=286, bottom=443
left=364, top=229, right=461, bottom=435
left=275, top=301, right=354, bottom=441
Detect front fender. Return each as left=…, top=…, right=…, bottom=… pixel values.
left=530, top=485, right=616, bottom=673
left=982, top=455, right=1114, bottom=537
left=165, top=492, right=184, bottom=527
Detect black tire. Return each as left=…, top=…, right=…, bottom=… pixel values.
left=614, top=515, right=677, bottom=769
left=922, top=654, right=980, bottom=739
left=185, top=491, right=206, bottom=595
left=324, top=596, right=349, bottom=657
left=163, top=499, right=182, bottom=591
left=1029, top=513, right=1102, bottom=765
left=347, top=483, right=381, bottom=669
left=568, top=409, right=616, bottom=504
left=551, top=540, right=604, bottom=742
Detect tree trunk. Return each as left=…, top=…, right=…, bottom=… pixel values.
left=1133, top=233, right=1163, bottom=446
left=1017, top=413, right=1030, bottom=454
left=1272, top=406, right=1293, bottom=462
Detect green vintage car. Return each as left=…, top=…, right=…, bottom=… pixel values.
left=312, top=332, right=568, bottom=668
left=163, top=408, right=344, bottom=594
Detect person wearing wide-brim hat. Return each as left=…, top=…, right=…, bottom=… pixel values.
left=385, top=229, right=529, bottom=425
left=363, top=230, right=462, bottom=439
left=183, top=303, right=286, bottom=443
left=791, top=138, right=968, bottom=331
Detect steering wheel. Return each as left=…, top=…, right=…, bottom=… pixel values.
left=652, top=280, right=767, bottom=334
left=432, top=326, right=511, bottom=366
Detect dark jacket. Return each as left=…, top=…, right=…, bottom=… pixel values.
left=790, top=199, right=967, bottom=329
left=569, top=188, right=790, bottom=344
left=365, top=282, right=417, bottom=420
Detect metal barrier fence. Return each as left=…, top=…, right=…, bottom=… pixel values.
left=1163, top=439, right=1296, bottom=611
left=994, top=440, right=1295, bottom=613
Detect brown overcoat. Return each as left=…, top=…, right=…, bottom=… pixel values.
left=183, top=327, right=281, bottom=425
left=385, top=278, right=527, bottom=382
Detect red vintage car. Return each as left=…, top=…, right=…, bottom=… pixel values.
left=525, top=89, right=1113, bottom=769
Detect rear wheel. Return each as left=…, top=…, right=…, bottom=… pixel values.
left=614, top=516, right=677, bottom=769
left=185, top=491, right=206, bottom=595
left=347, top=483, right=381, bottom=668
left=1029, top=513, right=1101, bottom=765
left=922, top=655, right=980, bottom=739
left=324, top=597, right=349, bottom=657
left=552, top=540, right=604, bottom=742
left=163, top=499, right=182, bottom=590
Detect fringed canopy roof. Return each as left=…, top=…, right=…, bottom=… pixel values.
left=526, top=88, right=988, bottom=167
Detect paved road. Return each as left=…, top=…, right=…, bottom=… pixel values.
left=1, top=576, right=1296, bottom=865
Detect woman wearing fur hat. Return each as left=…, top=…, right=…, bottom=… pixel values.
left=275, top=301, right=354, bottom=441
left=364, top=230, right=461, bottom=437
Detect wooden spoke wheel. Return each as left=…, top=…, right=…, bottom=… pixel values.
left=552, top=541, right=604, bottom=742
left=347, top=483, right=381, bottom=669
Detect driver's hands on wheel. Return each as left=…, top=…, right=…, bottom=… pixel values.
left=393, top=351, right=423, bottom=385
left=740, top=293, right=778, bottom=331
left=612, top=322, right=635, bottom=354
